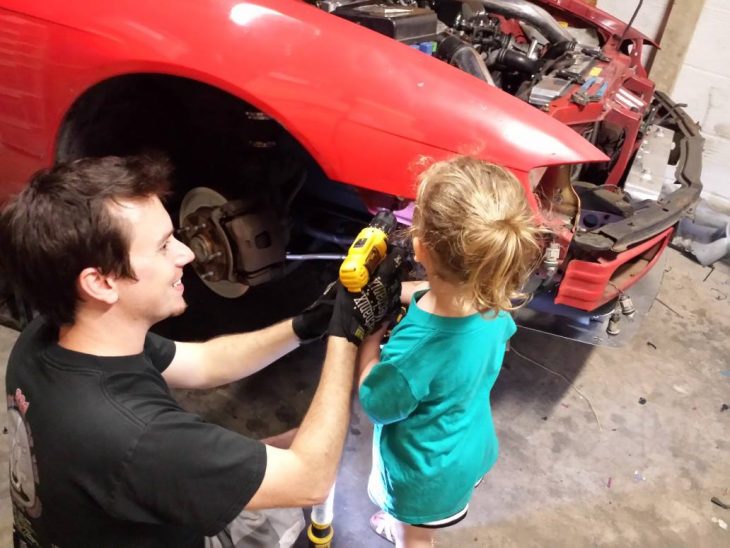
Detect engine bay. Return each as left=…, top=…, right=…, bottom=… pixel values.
left=315, top=1, right=660, bottom=232
left=321, top=0, right=608, bottom=106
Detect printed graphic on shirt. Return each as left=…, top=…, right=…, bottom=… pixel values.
left=7, top=388, right=42, bottom=531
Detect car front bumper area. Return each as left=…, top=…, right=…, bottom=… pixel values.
left=558, top=91, right=703, bottom=312
left=516, top=92, right=703, bottom=346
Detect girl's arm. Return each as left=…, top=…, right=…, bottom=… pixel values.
left=400, top=280, right=429, bottom=305
left=357, top=325, right=388, bottom=386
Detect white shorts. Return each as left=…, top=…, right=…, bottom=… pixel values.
left=368, top=451, right=482, bottom=530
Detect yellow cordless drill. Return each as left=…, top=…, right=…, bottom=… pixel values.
left=339, top=209, right=398, bottom=292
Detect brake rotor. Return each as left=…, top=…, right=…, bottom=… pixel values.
left=179, top=187, right=248, bottom=298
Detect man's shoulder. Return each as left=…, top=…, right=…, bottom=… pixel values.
left=8, top=319, right=180, bottom=428
left=7, top=316, right=54, bottom=373
left=13, top=315, right=53, bottom=347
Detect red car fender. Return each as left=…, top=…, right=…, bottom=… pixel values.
left=0, top=0, right=606, bottom=202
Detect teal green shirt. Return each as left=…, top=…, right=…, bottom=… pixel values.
left=360, top=290, right=516, bottom=523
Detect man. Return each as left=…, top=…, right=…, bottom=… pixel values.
left=0, top=155, right=402, bottom=546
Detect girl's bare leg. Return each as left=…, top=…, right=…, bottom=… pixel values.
left=394, top=521, right=435, bottom=548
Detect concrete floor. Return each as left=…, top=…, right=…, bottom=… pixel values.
left=0, top=247, right=728, bottom=547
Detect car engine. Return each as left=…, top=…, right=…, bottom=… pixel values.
left=321, top=0, right=606, bottom=104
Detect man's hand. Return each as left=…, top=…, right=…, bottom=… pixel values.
left=328, top=249, right=404, bottom=346
left=292, top=281, right=337, bottom=344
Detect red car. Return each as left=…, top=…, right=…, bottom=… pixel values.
left=0, top=0, right=702, bottom=345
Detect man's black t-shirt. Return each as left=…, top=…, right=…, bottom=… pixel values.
left=5, top=317, right=267, bottom=547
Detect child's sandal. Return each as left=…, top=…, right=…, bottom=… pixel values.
left=369, top=510, right=397, bottom=544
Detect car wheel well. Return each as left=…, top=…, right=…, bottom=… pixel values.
left=55, top=74, right=321, bottom=199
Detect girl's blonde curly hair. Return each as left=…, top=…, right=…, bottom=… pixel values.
left=411, top=156, right=542, bottom=315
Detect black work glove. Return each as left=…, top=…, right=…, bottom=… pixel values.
left=328, top=248, right=405, bottom=346
left=292, top=281, right=337, bottom=344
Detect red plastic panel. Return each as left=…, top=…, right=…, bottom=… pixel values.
left=555, top=227, right=673, bottom=311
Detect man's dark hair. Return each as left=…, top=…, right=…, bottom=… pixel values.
left=0, top=155, right=172, bottom=326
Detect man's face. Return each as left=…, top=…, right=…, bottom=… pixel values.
left=113, top=196, right=195, bottom=326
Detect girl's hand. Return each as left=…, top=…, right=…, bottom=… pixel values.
left=357, top=324, right=388, bottom=386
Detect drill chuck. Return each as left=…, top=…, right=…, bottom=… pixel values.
left=368, top=209, right=397, bottom=234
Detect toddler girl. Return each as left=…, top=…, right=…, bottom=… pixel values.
left=358, top=156, right=541, bottom=547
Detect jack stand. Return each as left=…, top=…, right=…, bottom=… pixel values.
left=308, top=483, right=335, bottom=547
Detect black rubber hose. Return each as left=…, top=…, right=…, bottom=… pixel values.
left=543, top=39, right=576, bottom=60
left=437, top=34, right=493, bottom=84
left=492, top=48, right=541, bottom=74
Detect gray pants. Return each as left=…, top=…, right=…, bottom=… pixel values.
left=205, top=508, right=305, bottom=548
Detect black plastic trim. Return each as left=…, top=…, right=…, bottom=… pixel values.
left=573, top=91, right=703, bottom=252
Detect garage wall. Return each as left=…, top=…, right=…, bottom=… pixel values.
left=597, top=0, right=670, bottom=65
left=669, top=0, right=730, bottom=209
left=597, top=0, right=730, bottom=210
left=597, top=0, right=671, bottom=43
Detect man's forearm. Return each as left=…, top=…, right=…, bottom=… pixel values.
left=204, top=319, right=300, bottom=386
left=290, top=337, right=356, bottom=488
left=170, top=319, right=300, bottom=389
left=244, top=336, right=357, bottom=509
